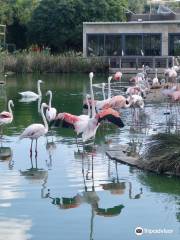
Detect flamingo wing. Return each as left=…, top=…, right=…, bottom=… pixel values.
left=20, top=124, right=45, bottom=139
left=0, top=111, right=11, bottom=119
left=50, top=112, right=79, bottom=129
left=97, top=108, right=124, bottom=128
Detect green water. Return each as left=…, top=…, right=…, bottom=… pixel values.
left=0, top=73, right=179, bottom=240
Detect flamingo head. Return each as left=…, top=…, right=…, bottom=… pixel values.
left=108, top=76, right=112, bottom=82
left=102, top=83, right=106, bottom=88
left=46, top=90, right=52, bottom=96
left=9, top=100, right=14, bottom=107
left=89, top=72, right=94, bottom=79
left=41, top=102, right=49, bottom=110
left=38, top=79, right=44, bottom=84
left=114, top=71, right=122, bottom=81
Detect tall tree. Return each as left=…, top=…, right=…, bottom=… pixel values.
left=0, top=0, right=40, bottom=49
left=27, top=0, right=128, bottom=52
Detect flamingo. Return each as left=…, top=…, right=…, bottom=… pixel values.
left=83, top=75, right=113, bottom=109
left=0, top=100, right=14, bottom=136
left=128, top=95, right=144, bottom=109
left=152, top=69, right=159, bottom=87
left=19, top=102, right=49, bottom=157
left=114, top=72, right=122, bottom=81
left=51, top=73, right=124, bottom=142
left=19, top=80, right=43, bottom=98
left=84, top=73, right=130, bottom=112
left=126, top=86, right=142, bottom=96
left=46, top=90, right=57, bottom=122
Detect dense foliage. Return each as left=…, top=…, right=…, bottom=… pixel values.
left=0, top=0, right=127, bottom=52
left=0, top=0, right=180, bottom=52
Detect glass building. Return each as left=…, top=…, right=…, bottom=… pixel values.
left=83, top=18, right=180, bottom=57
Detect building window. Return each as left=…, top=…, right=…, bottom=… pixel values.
left=143, top=34, right=161, bottom=56
left=169, top=34, right=180, bottom=56
left=105, top=35, right=122, bottom=56
left=86, top=33, right=161, bottom=56
left=87, top=34, right=104, bottom=56
left=125, top=35, right=142, bottom=56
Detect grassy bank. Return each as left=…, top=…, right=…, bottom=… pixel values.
left=0, top=52, right=108, bottom=74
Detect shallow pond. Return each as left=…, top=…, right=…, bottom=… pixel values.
left=0, top=73, right=179, bottom=240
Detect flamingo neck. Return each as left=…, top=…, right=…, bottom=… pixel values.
left=48, top=91, right=52, bottom=108
left=41, top=104, right=48, bottom=131
left=37, top=81, right=42, bottom=97
left=8, top=101, right=13, bottom=115
left=102, top=85, right=105, bottom=100
left=86, top=96, right=91, bottom=117
left=90, top=77, right=96, bottom=117
left=108, top=78, right=111, bottom=99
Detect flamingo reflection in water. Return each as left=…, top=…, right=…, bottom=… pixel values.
left=104, top=158, right=143, bottom=199
left=20, top=154, right=48, bottom=184
left=43, top=148, right=125, bottom=239
left=0, top=140, right=14, bottom=170
left=45, top=139, right=56, bottom=170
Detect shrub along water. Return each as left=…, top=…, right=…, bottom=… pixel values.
left=0, top=51, right=108, bottom=74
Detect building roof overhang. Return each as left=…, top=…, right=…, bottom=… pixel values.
left=83, top=20, right=180, bottom=25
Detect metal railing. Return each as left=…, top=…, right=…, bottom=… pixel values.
left=108, top=56, right=174, bottom=69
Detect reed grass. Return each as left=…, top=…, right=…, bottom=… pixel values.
left=0, top=51, right=108, bottom=73
left=141, top=133, right=180, bottom=176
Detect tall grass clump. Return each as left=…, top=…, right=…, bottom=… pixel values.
left=140, top=133, right=180, bottom=176
left=0, top=51, right=108, bottom=74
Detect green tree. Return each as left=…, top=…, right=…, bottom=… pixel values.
left=27, top=0, right=128, bottom=52
left=0, top=0, right=40, bottom=49
left=128, top=0, right=148, bottom=14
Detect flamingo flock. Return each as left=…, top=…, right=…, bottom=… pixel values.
left=1, top=62, right=180, bottom=156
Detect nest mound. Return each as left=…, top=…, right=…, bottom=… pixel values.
left=140, top=133, right=180, bottom=176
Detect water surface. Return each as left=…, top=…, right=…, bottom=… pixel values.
left=0, top=73, right=179, bottom=240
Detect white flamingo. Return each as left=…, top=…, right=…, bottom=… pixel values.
left=152, top=69, right=159, bottom=87
left=46, top=90, right=57, bottom=122
left=19, top=102, right=49, bottom=156
left=0, top=100, right=14, bottom=136
left=19, top=80, right=43, bottom=98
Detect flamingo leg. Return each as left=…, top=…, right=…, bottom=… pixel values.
left=0, top=126, right=3, bottom=138
left=35, top=139, right=38, bottom=157
left=76, top=135, right=80, bottom=151
left=30, top=139, right=33, bottom=157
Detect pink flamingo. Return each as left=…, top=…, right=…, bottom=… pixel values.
left=52, top=73, right=124, bottom=142
left=84, top=73, right=131, bottom=112
left=19, top=103, right=49, bottom=157
left=0, top=100, right=14, bottom=136
left=114, top=71, right=122, bottom=81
